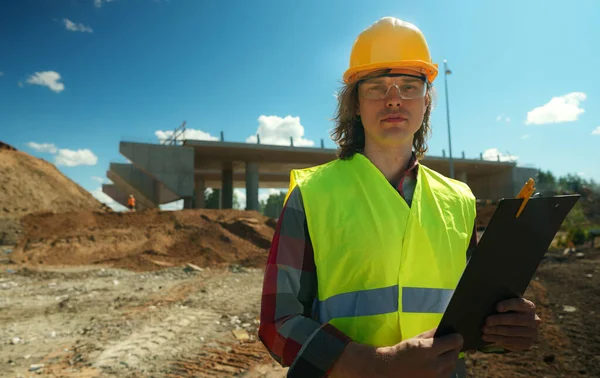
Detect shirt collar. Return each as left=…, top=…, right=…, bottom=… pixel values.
left=387, top=151, right=419, bottom=191
left=405, top=151, right=419, bottom=178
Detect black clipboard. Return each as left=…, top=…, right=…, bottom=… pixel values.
left=434, top=194, right=580, bottom=351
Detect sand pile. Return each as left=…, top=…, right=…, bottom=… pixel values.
left=0, top=141, right=106, bottom=244
left=0, top=142, right=105, bottom=218
left=12, top=208, right=276, bottom=271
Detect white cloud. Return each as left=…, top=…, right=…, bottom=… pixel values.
left=246, top=115, right=315, bottom=147
left=592, top=126, right=600, bottom=135
left=482, top=148, right=519, bottom=162
left=27, top=142, right=58, bottom=154
left=18, top=81, right=24, bottom=87
left=94, top=0, right=116, bottom=8
left=155, top=128, right=219, bottom=143
left=26, top=71, right=65, bottom=93
left=496, top=114, right=511, bottom=123
left=525, top=92, right=586, bottom=125
left=63, top=19, right=93, bottom=33
left=92, top=176, right=105, bottom=183
left=521, top=134, right=531, bottom=140
left=55, top=148, right=98, bottom=167
left=27, top=141, right=98, bottom=167
left=0, top=72, right=4, bottom=76
left=260, top=188, right=286, bottom=202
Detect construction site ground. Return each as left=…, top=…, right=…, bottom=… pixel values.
left=0, top=212, right=598, bottom=377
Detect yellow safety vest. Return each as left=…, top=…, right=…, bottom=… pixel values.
left=287, top=153, right=476, bottom=348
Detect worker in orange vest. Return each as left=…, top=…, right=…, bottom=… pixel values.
left=127, top=194, right=136, bottom=211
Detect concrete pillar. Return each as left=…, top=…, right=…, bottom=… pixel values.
left=457, top=171, right=468, bottom=184
left=511, top=166, right=518, bottom=197
left=221, top=164, right=233, bottom=209
left=245, top=162, right=259, bottom=211
left=195, top=176, right=205, bottom=209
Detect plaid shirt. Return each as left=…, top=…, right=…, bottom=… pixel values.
left=258, top=154, right=478, bottom=377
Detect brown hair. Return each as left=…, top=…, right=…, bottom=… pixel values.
left=330, top=69, right=434, bottom=160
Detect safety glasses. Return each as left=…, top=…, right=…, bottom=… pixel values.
left=358, top=74, right=428, bottom=100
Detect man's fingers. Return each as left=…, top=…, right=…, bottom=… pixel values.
left=486, top=312, right=539, bottom=327
left=432, top=333, right=463, bottom=355
left=483, top=325, right=537, bottom=338
left=497, top=297, right=536, bottom=313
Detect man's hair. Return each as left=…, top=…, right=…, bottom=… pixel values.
left=330, top=69, right=435, bottom=160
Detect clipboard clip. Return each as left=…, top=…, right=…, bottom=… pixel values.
left=515, top=178, right=536, bottom=218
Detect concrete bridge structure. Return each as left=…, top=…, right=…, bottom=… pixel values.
left=103, top=137, right=539, bottom=211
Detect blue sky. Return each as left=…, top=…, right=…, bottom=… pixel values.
left=1, top=0, right=599, bottom=210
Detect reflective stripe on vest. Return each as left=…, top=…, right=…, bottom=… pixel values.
left=317, top=286, right=454, bottom=323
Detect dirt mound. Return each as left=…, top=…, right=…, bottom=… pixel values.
left=0, top=141, right=17, bottom=151
left=0, top=144, right=107, bottom=245
left=11, top=208, right=276, bottom=271
left=466, top=247, right=600, bottom=377
left=0, top=145, right=106, bottom=220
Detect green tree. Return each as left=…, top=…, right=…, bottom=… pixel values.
left=261, top=191, right=287, bottom=219
left=558, top=173, right=586, bottom=195
left=536, top=170, right=557, bottom=195
left=204, top=188, right=221, bottom=209
left=203, top=188, right=241, bottom=209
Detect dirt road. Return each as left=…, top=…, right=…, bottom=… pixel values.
left=2, top=245, right=599, bottom=377
left=1, top=257, right=287, bottom=377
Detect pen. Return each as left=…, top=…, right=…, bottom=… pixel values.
left=516, top=178, right=536, bottom=218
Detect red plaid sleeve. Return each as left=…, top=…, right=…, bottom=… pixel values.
left=258, top=186, right=351, bottom=377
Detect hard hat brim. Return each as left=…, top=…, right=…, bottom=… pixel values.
left=343, top=60, right=438, bottom=84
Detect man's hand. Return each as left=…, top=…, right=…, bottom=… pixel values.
left=330, top=328, right=463, bottom=378
left=482, top=297, right=541, bottom=352
left=373, top=328, right=463, bottom=378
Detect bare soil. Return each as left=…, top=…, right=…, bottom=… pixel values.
left=466, top=247, right=600, bottom=377
left=2, top=246, right=598, bottom=378
left=0, top=256, right=287, bottom=377
left=11, top=208, right=276, bottom=272
left=0, top=144, right=107, bottom=246
left=0, top=146, right=105, bottom=220
left=3, top=241, right=599, bottom=377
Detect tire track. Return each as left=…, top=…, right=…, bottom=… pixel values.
left=94, top=309, right=218, bottom=371
left=163, top=341, right=273, bottom=378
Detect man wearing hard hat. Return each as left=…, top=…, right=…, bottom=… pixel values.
left=259, top=17, right=540, bottom=378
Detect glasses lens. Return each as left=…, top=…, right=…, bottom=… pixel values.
left=361, top=77, right=426, bottom=99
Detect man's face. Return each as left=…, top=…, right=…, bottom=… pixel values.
left=357, top=69, right=429, bottom=148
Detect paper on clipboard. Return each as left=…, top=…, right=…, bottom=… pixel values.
left=434, top=193, right=580, bottom=351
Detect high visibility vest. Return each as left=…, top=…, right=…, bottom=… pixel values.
left=287, top=153, right=476, bottom=348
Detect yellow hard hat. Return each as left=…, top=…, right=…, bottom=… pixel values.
left=343, top=17, right=438, bottom=84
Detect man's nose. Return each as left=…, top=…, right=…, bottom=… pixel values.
left=385, top=86, right=403, bottom=108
